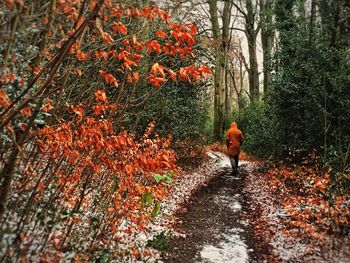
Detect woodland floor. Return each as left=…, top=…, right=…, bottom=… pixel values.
left=161, top=162, right=269, bottom=263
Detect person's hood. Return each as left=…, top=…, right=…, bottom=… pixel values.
left=230, top=122, right=238, bottom=129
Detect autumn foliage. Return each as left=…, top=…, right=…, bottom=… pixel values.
left=263, top=159, right=350, bottom=240
left=0, top=1, right=211, bottom=261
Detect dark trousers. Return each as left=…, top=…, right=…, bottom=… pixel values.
left=229, top=155, right=239, bottom=173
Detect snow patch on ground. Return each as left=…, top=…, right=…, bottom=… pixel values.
left=213, top=194, right=242, bottom=212
left=199, top=229, right=249, bottom=263
left=207, top=151, right=231, bottom=169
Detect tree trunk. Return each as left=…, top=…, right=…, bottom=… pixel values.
left=260, top=0, right=275, bottom=95
left=247, top=33, right=259, bottom=101
left=222, top=0, right=232, bottom=132
left=245, top=0, right=260, bottom=102
left=208, top=0, right=225, bottom=141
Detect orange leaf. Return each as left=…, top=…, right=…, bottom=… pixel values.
left=150, top=63, right=166, bottom=78
left=6, top=0, right=15, bottom=8
left=147, top=75, right=167, bottom=88
left=133, top=72, right=139, bottom=81
left=103, top=32, right=114, bottom=44
left=130, top=53, right=143, bottom=63
left=125, top=164, right=134, bottom=175
left=156, top=30, right=168, bottom=39
left=95, top=89, right=108, bottom=104
left=33, top=67, right=40, bottom=75
left=112, top=22, right=128, bottom=35
left=99, top=70, right=118, bottom=87
left=101, top=51, right=108, bottom=61
left=0, top=89, right=11, bottom=108
left=127, top=75, right=133, bottom=83
left=93, top=104, right=111, bottom=116
left=124, top=57, right=137, bottom=68
left=70, top=104, right=84, bottom=123
left=21, top=106, right=31, bottom=118
left=41, top=100, right=54, bottom=112
left=167, top=69, right=176, bottom=81
left=145, top=40, right=161, bottom=54
left=76, top=50, right=90, bottom=61
left=76, top=68, right=82, bottom=76
left=131, top=35, right=142, bottom=49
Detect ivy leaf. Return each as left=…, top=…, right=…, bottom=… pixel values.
left=142, top=192, right=153, bottom=206
left=154, top=173, right=162, bottom=183
left=164, top=175, right=172, bottom=184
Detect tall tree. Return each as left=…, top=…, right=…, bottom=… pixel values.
left=259, top=0, right=275, bottom=94
left=232, top=0, right=261, bottom=101
left=208, top=0, right=233, bottom=140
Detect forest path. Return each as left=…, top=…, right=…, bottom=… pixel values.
left=161, top=161, right=267, bottom=263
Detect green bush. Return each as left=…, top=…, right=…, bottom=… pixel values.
left=124, top=80, right=210, bottom=143
left=230, top=102, right=275, bottom=159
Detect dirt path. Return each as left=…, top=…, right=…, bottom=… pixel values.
left=161, top=161, right=267, bottom=263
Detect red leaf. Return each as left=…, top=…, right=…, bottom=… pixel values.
left=167, top=69, right=177, bottom=81
left=147, top=75, right=167, bottom=88
left=8, top=72, right=15, bottom=82
left=95, top=89, right=108, bottom=104
left=125, top=164, right=134, bottom=175
left=70, top=104, right=84, bottom=123
left=156, top=30, right=168, bottom=39
left=101, top=51, right=108, bottom=61
left=41, top=100, right=54, bottom=112
left=103, top=32, right=114, bottom=44
left=0, top=89, right=11, bottom=108
left=112, top=22, right=128, bottom=35
left=188, top=24, right=198, bottom=35
left=150, top=63, right=166, bottom=78
left=76, top=50, right=90, bottom=61
left=145, top=40, right=161, bottom=54
left=33, top=67, right=40, bottom=75
left=21, top=106, right=31, bottom=118
left=133, top=72, right=139, bottom=81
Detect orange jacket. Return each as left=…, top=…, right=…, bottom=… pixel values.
left=225, top=122, right=244, bottom=157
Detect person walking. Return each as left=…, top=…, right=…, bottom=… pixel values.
left=225, top=122, right=244, bottom=175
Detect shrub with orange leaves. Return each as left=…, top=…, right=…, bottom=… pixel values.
left=0, top=1, right=211, bottom=261
left=4, top=100, right=177, bottom=260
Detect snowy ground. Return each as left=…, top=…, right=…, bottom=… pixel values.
left=160, top=155, right=263, bottom=263
left=137, top=151, right=349, bottom=263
